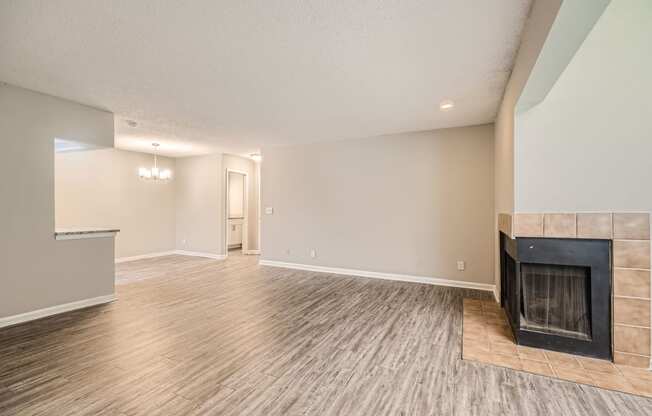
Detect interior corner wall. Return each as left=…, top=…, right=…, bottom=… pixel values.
left=174, top=154, right=224, bottom=256
left=261, top=125, right=495, bottom=285
left=0, top=83, right=115, bottom=318
left=515, top=0, right=652, bottom=214
left=55, top=148, right=177, bottom=258
left=493, top=0, right=562, bottom=289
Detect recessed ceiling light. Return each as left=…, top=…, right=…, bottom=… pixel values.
left=125, top=119, right=138, bottom=127
left=439, top=100, right=455, bottom=111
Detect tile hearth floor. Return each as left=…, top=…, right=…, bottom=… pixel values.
left=462, top=298, right=652, bottom=398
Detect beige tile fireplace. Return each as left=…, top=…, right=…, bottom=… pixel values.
left=462, top=299, right=652, bottom=397
left=498, top=212, right=651, bottom=368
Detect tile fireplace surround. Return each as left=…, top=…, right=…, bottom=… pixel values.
left=498, top=212, right=651, bottom=369
left=462, top=299, right=652, bottom=397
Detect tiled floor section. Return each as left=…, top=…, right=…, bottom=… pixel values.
left=462, top=298, right=652, bottom=398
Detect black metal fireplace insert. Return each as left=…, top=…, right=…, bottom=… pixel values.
left=500, top=233, right=612, bottom=360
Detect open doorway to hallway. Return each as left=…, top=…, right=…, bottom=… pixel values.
left=225, top=169, right=248, bottom=257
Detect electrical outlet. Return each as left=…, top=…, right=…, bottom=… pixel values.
left=310, top=249, right=316, bottom=258
left=182, top=239, right=187, bottom=246
left=265, top=207, right=274, bottom=215
left=457, top=261, right=465, bottom=271
left=285, top=248, right=291, bottom=255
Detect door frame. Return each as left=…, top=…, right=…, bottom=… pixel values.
left=224, top=168, right=249, bottom=257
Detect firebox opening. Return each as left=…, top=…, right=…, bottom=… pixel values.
left=520, top=263, right=592, bottom=341
left=500, top=234, right=611, bottom=360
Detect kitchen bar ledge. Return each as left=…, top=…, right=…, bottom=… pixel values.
left=55, top=227, right=120, bottom=240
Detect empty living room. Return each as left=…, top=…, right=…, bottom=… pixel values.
left=1, top=1, right=651, bottom=415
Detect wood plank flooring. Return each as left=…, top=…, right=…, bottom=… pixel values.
left=1, top=253, right=651, bottom=415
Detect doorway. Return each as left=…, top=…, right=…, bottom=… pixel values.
left=225, top=169, right=248, bottom=257
left=224, top=169, right=249, bottom=256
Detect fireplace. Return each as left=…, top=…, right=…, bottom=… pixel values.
left=500, top=234, right=612, bottom=360
left=521, top=263, right=592, bottom=340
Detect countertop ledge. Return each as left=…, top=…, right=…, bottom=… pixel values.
left=55, top=227, right=120, bottom=240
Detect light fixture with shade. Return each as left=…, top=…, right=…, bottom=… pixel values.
left=139, top=143, right=172, bottom=182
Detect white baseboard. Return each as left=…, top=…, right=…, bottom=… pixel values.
left=115, top=250, right=225, bottom=263
left=242, top=249, right=261, bottom=255
left=0, top=294, right=116, bottom=329
left=174, top=250, right=226, bottom=260
left=115, top=251, right=176, bottom=263
left=258, top=260, right=496, bottom=294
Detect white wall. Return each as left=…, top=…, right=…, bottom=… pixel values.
left=175, top=154, right=224, bottom=255
left=516, top=0, right=609, bottom=112
left=261, top=125, right=494, bottom=284
left=55, top=148, right=176, bottom=258
left=516, top=0, right=652, bottom=213
left=0, top=83, right=115, bottom=318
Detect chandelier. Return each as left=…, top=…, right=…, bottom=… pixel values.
left=138, top=143, right=172, bottom=181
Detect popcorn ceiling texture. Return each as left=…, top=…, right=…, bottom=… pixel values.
left=0, top=0, right=531, bottom=157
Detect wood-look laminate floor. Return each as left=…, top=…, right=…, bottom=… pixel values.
left=1, top=253, right=651, bottom=416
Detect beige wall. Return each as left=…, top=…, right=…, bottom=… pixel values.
left=223, top=154, right=260, bottom=251
left=0, top=83, right=115, bottom=318
left=175, top=154, right=224, bottom=255
left=516, top=0, right=652, bottom=214
left=55, top=149, right=260, bottom=259
left=261, top=125, right=494, bottom=284
left=55, top=148, right=176, bottom=259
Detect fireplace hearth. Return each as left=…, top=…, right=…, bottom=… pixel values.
left=500, top=234, right=612, bottom=360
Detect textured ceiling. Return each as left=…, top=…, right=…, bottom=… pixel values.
left=0, top=0, right=532, bottom=157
